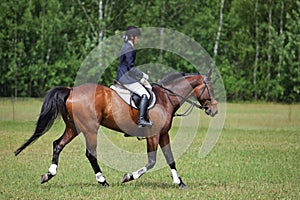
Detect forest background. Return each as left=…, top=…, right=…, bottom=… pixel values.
left=0, top=0, right=299, bottom=102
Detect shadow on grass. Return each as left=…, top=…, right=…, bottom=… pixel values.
left=41, top=180, right=196, bottom=190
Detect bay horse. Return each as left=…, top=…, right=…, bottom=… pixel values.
left=15, top=69, right=218, bottom=189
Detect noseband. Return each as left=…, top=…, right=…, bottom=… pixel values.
left=199, top=77, right=217, bottom=109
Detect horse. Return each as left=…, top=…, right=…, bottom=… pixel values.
left=14, top=69, right=218, bottom=189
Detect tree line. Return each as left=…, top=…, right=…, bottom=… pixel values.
left=0, top=0, right=299, bottom=102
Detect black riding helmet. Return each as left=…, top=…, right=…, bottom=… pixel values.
left=124, top=26, right=141, bottom=42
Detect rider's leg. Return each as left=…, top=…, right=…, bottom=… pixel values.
left=123, top=82, right=152, bottom=127
left=137, top=94, right=153, bottom=127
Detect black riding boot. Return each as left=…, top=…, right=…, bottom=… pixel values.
left=138, top=94, right=153, bottom=127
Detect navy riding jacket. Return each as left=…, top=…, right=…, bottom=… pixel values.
left=116, top=42, right=143, bottom=84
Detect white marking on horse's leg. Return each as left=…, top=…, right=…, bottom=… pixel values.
left=171, top=169, right=181, bottom=184
left=48, top=164, right=58, bottom=176
left=132, top=167, right=147, bottom=180
left=95, top=172, right=106, bottom=183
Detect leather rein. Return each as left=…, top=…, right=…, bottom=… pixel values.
left=152, top=81, right=211, bottom=117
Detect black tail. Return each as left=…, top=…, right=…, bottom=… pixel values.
left=15, top=86, right=71, bottom=156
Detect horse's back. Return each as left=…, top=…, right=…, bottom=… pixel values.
left=67, top=83, right=110, bottom=101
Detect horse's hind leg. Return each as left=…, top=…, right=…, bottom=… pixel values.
left=41, top=124, right=78, bottom=184
left=84, top=131, right=109, bottom=187
left=159, top=133, right=187, bottom=189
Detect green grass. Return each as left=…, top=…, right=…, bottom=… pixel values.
left=0, top=99, right=299, bottom=199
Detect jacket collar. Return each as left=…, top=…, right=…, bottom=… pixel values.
left=128, top=41, right=134, bottom=47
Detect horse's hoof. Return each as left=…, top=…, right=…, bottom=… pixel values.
left=99, top=180, right=109, bottom=187
left=41, top=174, right=48, bottom=184
left=41, top=173, right=54, bottom=184
left=179, top=182, right=188, bottom=189
left=178, top=177, right=188, bottom=189
left=121, top=173, right=133, bottom=183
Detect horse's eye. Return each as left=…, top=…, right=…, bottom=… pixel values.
left=203, top=100, right=211, bottom=107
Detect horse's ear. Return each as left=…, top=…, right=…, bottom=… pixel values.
left=206, top=68, right=212, bottom=79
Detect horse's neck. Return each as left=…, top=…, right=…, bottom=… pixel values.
left=154, top=77, right=201, bottom=113
left=166, top=76, right=201, bottom=97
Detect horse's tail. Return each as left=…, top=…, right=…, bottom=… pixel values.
left=14, top=86, right=71, bottom=156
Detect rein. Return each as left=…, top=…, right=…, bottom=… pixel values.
left=152, top=83, right=204, bottom=117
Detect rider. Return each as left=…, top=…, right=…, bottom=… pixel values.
left=116, top=26, right=153, bottom=127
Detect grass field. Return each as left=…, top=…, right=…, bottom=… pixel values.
left=0, top=99, right=299, bottom=199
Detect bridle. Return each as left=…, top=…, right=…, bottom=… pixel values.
left=199, top=76, right=218, bottom=109
left=152, top=77, right=215, bottom=117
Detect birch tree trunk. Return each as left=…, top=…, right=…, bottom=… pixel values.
left=98, top=0, right=104, bottom=73
left=278, top=0, right=284, bottom=78
left=98, top=0, right=104, bottom=44
left=77, top=0, right=97, bottom=38
left=14, top=8, right=18, bottom=98
left=253, top=0, right=259, bottom=100
left=266, top=1, right=272, bottom=100
left=159, top=1, right=165, bottom=64
left=214, top=0, right=225, bottom=58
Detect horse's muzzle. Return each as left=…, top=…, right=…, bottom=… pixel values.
left=205, top=108, right=218, bottom=117
left=205, top=100, right=218, bottom=117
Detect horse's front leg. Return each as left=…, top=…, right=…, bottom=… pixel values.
left=121, top=135, right=159, bottom=183
left=159, top=133, right=187, bottom=189
left=84, top=131, right=109, bottom=187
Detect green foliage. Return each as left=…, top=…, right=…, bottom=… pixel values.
left=0, top=0, right=299, bottom=102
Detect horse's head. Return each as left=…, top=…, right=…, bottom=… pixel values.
left=157, top=71, right=218, bottom=117
left=193, top=69, right=218, bottom=117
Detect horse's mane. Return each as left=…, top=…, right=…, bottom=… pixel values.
left=159, top=72, right=200, bottom=86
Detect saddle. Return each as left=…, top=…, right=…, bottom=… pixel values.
left=110, top=82, right=156, bottom=110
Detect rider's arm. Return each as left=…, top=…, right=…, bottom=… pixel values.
left=125, top=50, right=144, bottom=79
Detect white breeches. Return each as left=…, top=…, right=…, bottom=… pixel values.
left=123, top=82, right=150, bottom=99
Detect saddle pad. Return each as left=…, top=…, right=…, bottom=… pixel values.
left=110, top=84, right=156, bottom=109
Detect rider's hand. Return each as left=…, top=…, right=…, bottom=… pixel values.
left=142, top=73, right=149, bottom=80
